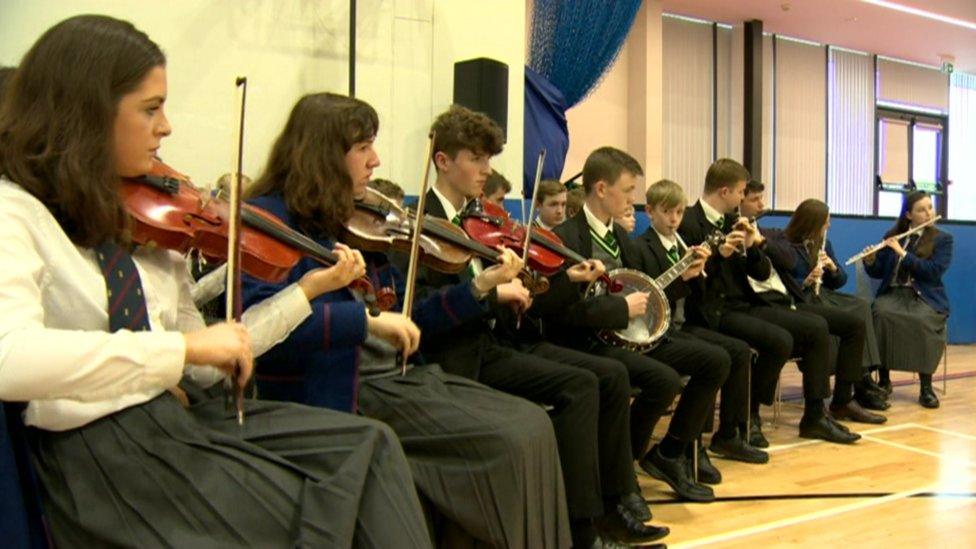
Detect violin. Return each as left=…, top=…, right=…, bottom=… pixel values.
left=344, top=188, right=549, bottom=294
left=121, top=160, right=396, bottom=314
left=461, top=198, right=621, bottom=292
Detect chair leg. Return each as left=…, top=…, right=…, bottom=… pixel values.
left=773, top=376, right=781, bottom=425
left=941, top=343, right=948, bottom=396
left=692, top=438, right=699, bottom=484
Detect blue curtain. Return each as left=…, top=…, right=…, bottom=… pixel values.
left=523, top=66, right=569, bottom=199
left=528, top=0, right=642, bottom=108
left=522, top=0, right=642, bottom=197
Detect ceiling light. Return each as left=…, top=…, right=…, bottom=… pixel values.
left=861, top=0, right=976, bottom=31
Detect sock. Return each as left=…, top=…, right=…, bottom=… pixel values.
left=831, top=380, right=854, bottom=406
left=919, top=373, right=933, bottom=389
left=659, top=433, right=686, bottom=459
left=878, top=368, right=891, bottom=384
left=803, top=398, right=825, bottom=421
left=570, top=518, right=597, bottom=549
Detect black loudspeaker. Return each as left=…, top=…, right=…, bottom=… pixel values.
left=453, top=58, right=509, bottom=140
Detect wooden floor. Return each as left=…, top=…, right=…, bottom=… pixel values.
left=640, top=344, right=976, bottom=548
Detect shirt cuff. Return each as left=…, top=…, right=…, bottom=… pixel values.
left=141, top=331, right=187, bottom=390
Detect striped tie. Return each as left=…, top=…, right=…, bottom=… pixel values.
left=591, top=227, right=620, bottom=259
left=667, top=245, right=680, bottom=265
left=95, top=241, right=150, bottom=332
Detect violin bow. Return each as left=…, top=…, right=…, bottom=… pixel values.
left=515, top=149, right=546, bottom=328
left=224, top=76, right=248, bottom=427
left=398, top=132, right=436, bottom=376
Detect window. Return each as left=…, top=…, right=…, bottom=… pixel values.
left=874, top=107, right=948, bottom=217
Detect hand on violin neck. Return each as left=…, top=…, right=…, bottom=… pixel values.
left=298, top=244, right=367, bottom=300
left=474, top=247, right=524, bottom=294
left=184, top=322, right=254, bottom=387
left=566, top=259, right=606, bottom=283
left=496, top=279, right=532, bottom=311
left=367, top=312, right=420, bottom=356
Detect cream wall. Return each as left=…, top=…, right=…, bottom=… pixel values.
left=0, top=0, right=524, bottom=195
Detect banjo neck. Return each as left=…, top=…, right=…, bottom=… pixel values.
left=654, top=234, right=721, bottom=290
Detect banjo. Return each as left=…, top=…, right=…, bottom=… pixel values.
left=585, top=231, right=725, bottom=353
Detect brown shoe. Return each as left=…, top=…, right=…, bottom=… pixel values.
left=829, top=400, right=887, bottom=424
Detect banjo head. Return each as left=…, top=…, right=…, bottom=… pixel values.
left=587, top=268, right=671, bottom=352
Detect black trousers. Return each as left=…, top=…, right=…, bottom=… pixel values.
left=719, top=307, right=831, bottom=404
left=679, top=326, right=753, bottom=431
left=474, top=343, right=602, bottom=520
left=592, top=336, right=729, bottom=459
left=520, top=342, right=639, bottom=501
left=796, top=303, right=866, bottom=384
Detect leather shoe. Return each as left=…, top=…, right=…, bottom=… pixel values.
left=799, top=414, right=861, bottom=444
left=859, top=376, right=888, bottom=395
left=878, top=379, right=893, bottom=395
left=639, top=445, right=715, bottom=502
left=709, top=433, right=770, bottom=464
left=748, top=415, right=769, bottom=448
left=830, top=400, right=887, bottom=424
left=854, top=389, right=890, bottom=411
left=690, top=443, right=722, bottom=484
left=919, top=386, right=940, bottom=408
left=590, top=535, right=668, bottom=549
left=598, top=504, right=670, bottom=545
left=618, top=491, right=651, bottom=522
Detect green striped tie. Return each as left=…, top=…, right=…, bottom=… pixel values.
left=591, top=228, right=620, bottom=258
left=667, top=245, right=680, bottom=265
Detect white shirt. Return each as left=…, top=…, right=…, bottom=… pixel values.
left=431, top=184, right=483, bottom=276
left=583, top=203, right=613, bottom=239
left=653, top=228, right=680, bottom=257
left=698, top=199, right=725, bottom=228
left=0, top=180, right=312, bottom=431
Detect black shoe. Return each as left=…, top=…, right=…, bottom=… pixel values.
left=878, top=379, right=893, bottom=396
left=859, top=376, right=888, bottom=398
left=618, top=492, right=651, bottom=522
left=709, top=433, right=770, bottom=464
left=919, top=386, right=940, bottom=408
left=691, top=444, right=722, bottom=484
left=854, top=389, right=890, bottom=411
left=748, top=415, right=769, bottom=448
left=639, top=445, right=715, bottom=502
left=590, top=535, right=668, bottom=549
left=598, top=504, right=671, bottom=546
left=799, top=415, right=861, bottom=444
left=829, top=400, right=887, bottom=424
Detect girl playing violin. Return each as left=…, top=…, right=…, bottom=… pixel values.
left=0, top=15, right=430, bottom=547
left=863, top=191, right=953, bottom=408
left=240, top=92, right=571, bottom=548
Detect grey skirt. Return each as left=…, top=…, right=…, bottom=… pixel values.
left=359, top=365, right=571, bottom=549
left=873, top=287, right=947, bottom=374
left=814, top=288, right=882, bottom=369
left=28, top=392, right=431, bottom=549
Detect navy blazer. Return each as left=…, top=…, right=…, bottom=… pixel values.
left=763, top=231, right=846, bottom=293
left=863, top=230, right=953, bottom=315
left=241, top=194, right=488, bottom=412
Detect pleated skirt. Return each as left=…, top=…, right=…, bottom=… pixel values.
left=28, top=392, right=432, bottom=549
left=359, top=365, right=571, bottom=549
left=873, top=288, right=947, bottom=374
left=816, top=288, right=882, bottom=369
